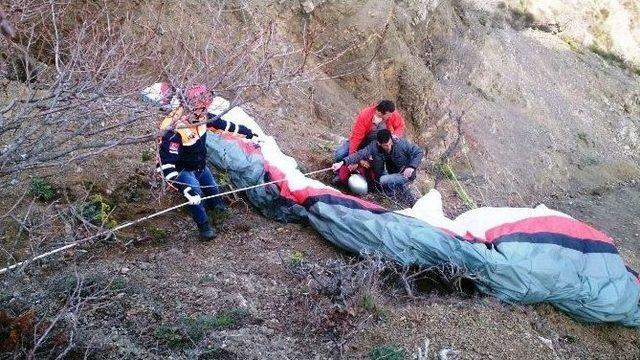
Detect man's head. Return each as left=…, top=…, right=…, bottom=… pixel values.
left=376, top=129, right=393, bottom=153
left=375, top=100, right=395, bottom=121
left=184, top=84, right=213, bottom=121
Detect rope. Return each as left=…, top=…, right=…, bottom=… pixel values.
left=165, top=176, right=231, bottom=189
left=0, top=167, right=333, bottom=275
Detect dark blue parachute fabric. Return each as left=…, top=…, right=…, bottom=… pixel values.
left=179, top=93, right=640, bottom=326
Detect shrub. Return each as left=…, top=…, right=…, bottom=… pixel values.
left=210, top=308, right=248, bottom=330
left=215, top=171, right=231, bottom=188
left=362, top=293, right=377, bottom=312
left=141, top=149, right=153, bottom=162
left=156, top=309, right=249, bottom=347
left=369, top=344, right=407, bottom=360
left=154, top=325, right=186, bottom=347
left=577, top=131, right=588, bottom=144
left=29, top=177, right=56, bottom=201
left=560, top=334, right=578, bottom=344
left=79, top=194, right=117, bottom=228
left=361, top=293, right=387, bottom=319
left=110, top=276, right=128, bottom=291
left=288, top=251, right=305, bottom=267
left=147, top=225, right=168, bottom=240
left=559, top=34, right=583, bottom=54
left=590, top=45, right=626, bottom=68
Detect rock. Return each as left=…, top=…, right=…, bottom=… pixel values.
left=164, top=248, right=185, bottom=259
left=221, top=292, right=259, bottom=316
left=120, top=267, right=130, bottom=274
left=202, top=287, right=220, bottom=298
left=438, top=348, right=461, bottom=360
left=234, top=293, right=248, bottom=309
left=538, top=336, right=554, bottom=350
left=300, top=0, right=314, bottom=14
left=415, top=338, right=430, bottom=360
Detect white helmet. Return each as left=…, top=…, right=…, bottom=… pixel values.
left=141, top=82, right=179, bottom=112
left=348, top=173, right=368, bottom=195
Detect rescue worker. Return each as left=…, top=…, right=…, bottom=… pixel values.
left=333, top=100, right=406, bottom=162
left=332, top=129, right=423, bottom=206
left=156, top=84, right=256, bottom=241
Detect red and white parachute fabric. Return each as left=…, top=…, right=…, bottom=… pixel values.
left=143, top=84, right=640, bottom=326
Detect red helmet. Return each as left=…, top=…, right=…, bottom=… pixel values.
left=184, top=84, right=213, bottom=111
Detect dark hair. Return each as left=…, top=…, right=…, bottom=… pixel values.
left=376, top=129, right=392, bottom=143
left=376, top=100, right=395, bottom=114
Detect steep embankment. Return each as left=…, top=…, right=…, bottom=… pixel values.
left=256, top=0, right=640, bottom=264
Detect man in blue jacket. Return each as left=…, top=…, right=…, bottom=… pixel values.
left=157, top=84, right=255, bottom=240
left=332, top=129, right=423, bottom=206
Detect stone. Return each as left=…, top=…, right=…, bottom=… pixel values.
left=300, top=0, right=315, bottom=14
left=537, top=336, right=554, bottom=350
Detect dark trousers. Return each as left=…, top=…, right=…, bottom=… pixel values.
left=176, top=167, right=225, bottom=226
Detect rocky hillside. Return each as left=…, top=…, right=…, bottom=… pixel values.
left=259, top=0, right=640, bottom=263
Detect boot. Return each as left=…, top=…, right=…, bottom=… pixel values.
left=197, top=221, right=217, bottom=241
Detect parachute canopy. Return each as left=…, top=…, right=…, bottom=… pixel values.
left=143, top=84, right=640, bottom=326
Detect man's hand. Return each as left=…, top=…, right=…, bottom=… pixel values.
left=402, top=167, right=415, bottom=179
left=183, top=188, right=202, bottom=205
left=347, top=163, right=359, bottom=171
left=331, top=161, right=344, bottom=172
left=252, top=133, right=265, bottom=145
left=358, top=159, right=370, bottom=169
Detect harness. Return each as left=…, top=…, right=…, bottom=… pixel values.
left=156, top=107, right=207, bottom=191
left=158, top=107, right=207, bottom=145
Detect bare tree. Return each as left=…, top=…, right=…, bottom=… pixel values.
left=0, top=2, right=151, bottom=177
left=283, top=252, right=480, bottom=357
left=0, top=1, right=313, bottom=178
left=1, top=265, right=120, bottom=358
left=0, top=0, right=387, bottom=274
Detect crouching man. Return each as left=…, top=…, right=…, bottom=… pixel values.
left=331, top=129, right=423, bottom=206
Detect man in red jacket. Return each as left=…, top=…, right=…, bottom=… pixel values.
left=334, top=100, right=406, bottom=162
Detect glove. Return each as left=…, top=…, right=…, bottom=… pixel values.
left=331, top=161, right=344, bottom=172
left=183, top=187, right=202, bottom=205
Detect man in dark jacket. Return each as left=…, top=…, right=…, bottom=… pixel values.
left=157, top=84, right=255, bottom=241
left=331, top=129, right=423, bottom=206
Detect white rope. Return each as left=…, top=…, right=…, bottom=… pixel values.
left=0, top=167, right=332, bottom=275
left=164, top=176, right=228, bottom=189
